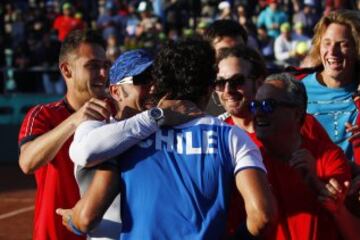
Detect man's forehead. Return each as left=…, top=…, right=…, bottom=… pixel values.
left=257, top=81, right=286, bottom=98
left=218, top=56, right=252, bottom=77
left=71, top=43, right=106, bottom=60
left=213, top=36, right=244, bottom=49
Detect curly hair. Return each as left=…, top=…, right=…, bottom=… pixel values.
left=309, top=10, right=360, bottom=67
left=152, top=39, right=216, bottom=104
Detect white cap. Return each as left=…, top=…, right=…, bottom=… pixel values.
left=304, top=0, right=315, bottom=6
left=218, top=1, right=230, bottom=10
left=138, top=1, right=147, bottom=12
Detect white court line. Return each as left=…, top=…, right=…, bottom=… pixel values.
left=0, top=206, right=34, bottom=220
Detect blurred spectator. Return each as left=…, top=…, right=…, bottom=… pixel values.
left=235, top=3, right=259, bottom=49
left=37, top=32, right=64, bottom=94
left=235, top=4, right=247, bottom=26
left=106, top=34, right=121, bottom=63
left=128, top=1, right=163, bottom=50
left=274, top=22, right=298, bottom=66
left=164, top=0, right=189, bottom=35
left=293, top=22, right=311, bottom=44
left=325, top=0, right=352, bottom=14
left=257, top=26, right=275, bottom=61
left=3, top=3, right=16, bottom=46
left=10, top=9, right=25, bottom=48
left=152, top=0, right=165, bottom=22
left=26, top=6, right=51, bottom=42
left=125, top=3, right=140, bottom=37
left=293, top=1, right=320, bottom=36
left=53, top=2, right=84, bottom=42
left=203, top=19, right=247, bottom=53
left=257, top=0, right=288, bottom=39
left=216, top=1, right=234, bottom=20
left=138, top=1, right=162, bottom=33
left=96, top=1, right=126, bottom=44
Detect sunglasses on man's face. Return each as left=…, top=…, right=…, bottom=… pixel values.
left=133, top=70, right=153, bottom=85
left=214, top=74, right=247, bottom=92
left=117, top=69, right=153, bottom=86
left=249, top=98, right=299, bottom=114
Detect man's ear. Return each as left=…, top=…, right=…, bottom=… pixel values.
left=59, top=62, right=72, bottom=79
left=109, top=85, right=122, bottom=101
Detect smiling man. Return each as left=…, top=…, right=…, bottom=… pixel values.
left=216, top=46, right=267, bottom=133
left=18, top=30, right=112, bottom=240
left=302, top=10, right=360, bottom=161
left=251, top=73, right=352, bottom=240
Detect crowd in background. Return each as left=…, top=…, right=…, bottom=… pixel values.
left=1, top=0, right=360, bottom=93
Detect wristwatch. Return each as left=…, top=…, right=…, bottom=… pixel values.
left=148, top=107, right=165, bottom=126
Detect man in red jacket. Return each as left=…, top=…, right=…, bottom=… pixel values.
left=18, top=29, right=112, bottom=240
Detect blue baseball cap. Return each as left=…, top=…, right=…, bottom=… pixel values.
left=109, top=49, right=153, bottom=85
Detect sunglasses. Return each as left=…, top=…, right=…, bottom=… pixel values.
left=116, top=68, right=153, bottom=86
left=249, top=98, right=299, bottom=114
left=214, top=74, right=247, bottom=92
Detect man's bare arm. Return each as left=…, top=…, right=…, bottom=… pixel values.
left=235, top=168, right=278, bottom=237
left=19, top=98, right=111, bottom=174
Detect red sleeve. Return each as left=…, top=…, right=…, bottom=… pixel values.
left=18, top=105, right=51, bottom=147
left=301, top=114, right=333, bottom=141
left=302, top=114, right=351, bottom=182
left=319, top=142, right=351, bottom=183
left=53, top=16, right=61, bottom=30
left=351, top=97, right=360, bottom=165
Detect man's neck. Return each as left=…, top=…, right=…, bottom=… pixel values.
left=65, top=92, right=87, bottom=111
left=263, top=133, right=302, bottom=162
left=231, top=115, right=254, bottom=133
left=318, top=71, right=354, bottom=88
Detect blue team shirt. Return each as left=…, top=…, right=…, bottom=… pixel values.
left=302, top=73, right=358, bottom=160
left=118, top=116, right=264, bottom=240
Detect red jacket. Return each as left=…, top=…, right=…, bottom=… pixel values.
left=285, top=66, right=360, bottom=166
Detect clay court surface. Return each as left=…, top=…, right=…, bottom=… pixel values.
left=0, top=164, right=35, bottom=240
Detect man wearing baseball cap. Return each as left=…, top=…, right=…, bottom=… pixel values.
left=108, top=49, right=156, bottom=117
left=57, top=49, right=201, bottom=239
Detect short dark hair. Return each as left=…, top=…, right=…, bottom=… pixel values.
left=152, top=39, right=216, bottom=103
left=217, top=46, right=267, bottom=80
left=203, top=20, right=248, bottom=44
left=59, top=29, right=105, bottom=63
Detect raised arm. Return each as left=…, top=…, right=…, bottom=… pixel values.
left=70, top=99, right=203, bottom=167
left=69, top=110, right=158, bottom=167
left=19, top=98, right=111, bottom=174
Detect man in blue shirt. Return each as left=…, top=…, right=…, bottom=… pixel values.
left=57, top=40, right=277, bottom=239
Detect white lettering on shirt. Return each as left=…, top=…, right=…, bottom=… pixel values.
left=138, top=129, right=218, bottom=155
